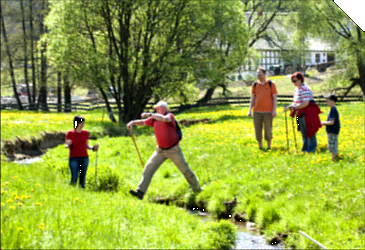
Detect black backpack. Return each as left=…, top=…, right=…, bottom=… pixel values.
left=152, top=118, right=182, bottom=141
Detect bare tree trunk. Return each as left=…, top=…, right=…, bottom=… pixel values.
left=39, top=0, right=48, bottom=111
left=197, top=87, right=216, bottom=106
left=1, top=13, right=23, bottom=110
left=63, top=74, right=72, bottom=113
left=57, top=72, right=62, bottom=112
left=30, top=0, right=37, bottom=108
left=20, top=0, right=31, bottom=106
left=99, top=87, right=112, bottom=114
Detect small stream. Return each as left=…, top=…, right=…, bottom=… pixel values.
left=14, top=157, right=284, bottom=249
left=189, top=211, right=284, bottom=249
left=13, top=156, right=43, bottom=164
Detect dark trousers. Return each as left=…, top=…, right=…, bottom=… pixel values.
left=69, top=157, right=89, bottom=188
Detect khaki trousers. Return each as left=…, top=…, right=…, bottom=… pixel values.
left=253, top=112, right=273, bottom=142
left=137, top=145, right=200, bottom=193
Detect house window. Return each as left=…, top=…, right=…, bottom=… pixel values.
left=315, top=53, right=320, bottom=63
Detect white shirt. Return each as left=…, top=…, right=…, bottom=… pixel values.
left=293, top=83, right=313, bottom=105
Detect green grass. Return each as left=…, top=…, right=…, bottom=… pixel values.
left=1, top=102, right=365, bottom=249
left=1, top=161, right=236, bottom=249
left=0, top=109, right=127, bottom=142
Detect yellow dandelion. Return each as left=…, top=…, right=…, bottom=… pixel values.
left=7, top=199, right=13, bottom=203
left=10, top=206, right=15, bottom=210
left=18, top=227, right=23, bottom=231
left=18, top=202, right=23, bottom=206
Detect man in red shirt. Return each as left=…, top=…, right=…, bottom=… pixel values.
left=127, top=101, right=201, bottom=200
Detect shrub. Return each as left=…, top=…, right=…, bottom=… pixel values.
left=256, top=204, right=281, bottom=229
left=204, top=220, right=236, bottom=249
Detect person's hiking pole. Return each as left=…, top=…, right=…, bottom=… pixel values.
left=284, top=109, right=289, bottom=151
left=128, top=128, right=145, bottom=168
left=95, top=149, right=98, bottom=191
left=291, top=115, right=298, bottom=153
left=67, top=164, right=69, bottom=185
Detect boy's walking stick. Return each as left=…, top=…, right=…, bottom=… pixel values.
left=95, top=150, right=98, bottom=191
left=128, top=128, right=145, bottom=168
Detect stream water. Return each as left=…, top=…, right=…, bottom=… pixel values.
left=14, top=157, right=284, bottom=249
left=189, top=211, right=284, bottom=249
left=13, top=156, right=43, bottom=164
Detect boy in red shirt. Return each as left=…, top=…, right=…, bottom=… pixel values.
left=127, top=101, right=201, bottom=200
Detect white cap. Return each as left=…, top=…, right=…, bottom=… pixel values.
left=153, top=101, right=168, bottom=110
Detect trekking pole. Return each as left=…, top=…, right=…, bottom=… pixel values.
left=95, top=150, right=98, bottom=191
left=67, top=163, right=69, bottom=185
left=284, top=109, right=289, bottom=151
left=128, top=128, right=145, bottom=168
left=291, top=115, right=298, bottom=153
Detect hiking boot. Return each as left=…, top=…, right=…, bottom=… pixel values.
left=130, top=189, right=144, bottom=200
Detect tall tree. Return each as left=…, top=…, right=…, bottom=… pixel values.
left=291, top=0, right=365, bottom=97
left=44, top=0, right=249, bottom=122
left=29, top=0, right=37, bottom=106
left=38, top=0, right=48, bottom=111
left=20, top=0, right=32, bottom=105
left=1, top=10, right=23, bottom=110
left=198, top=0, right=292, bottom=104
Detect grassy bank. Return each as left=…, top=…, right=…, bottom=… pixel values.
left=0, top=109, right=127, bottom=142
left=1, top=161, right=235, bottom=249
left=2, top=102, right=365, bottom=249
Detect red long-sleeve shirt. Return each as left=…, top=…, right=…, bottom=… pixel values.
left=291, top=102, right=323, bottom=138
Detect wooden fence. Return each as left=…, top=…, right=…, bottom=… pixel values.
left=1, top=95, right=363, bottom=113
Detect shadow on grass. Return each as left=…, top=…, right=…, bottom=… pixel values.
left=178, top=104, right=239, bottom=114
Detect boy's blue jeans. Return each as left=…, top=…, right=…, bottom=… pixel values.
left=69, top=157, right=89, bottom=188
left=298, top=115, right=317, bottom=152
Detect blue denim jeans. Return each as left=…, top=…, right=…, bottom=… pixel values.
left=69, top=157, right=89, bottom=188
left=298, top=115, right=317, bottom=152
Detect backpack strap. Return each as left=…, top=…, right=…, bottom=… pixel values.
left=255, top=80, right=272, bottom=89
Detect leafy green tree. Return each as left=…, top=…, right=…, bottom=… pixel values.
left=44, top=0, right=249, bottom=122
left=290, top=0, right=365, bottom=97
